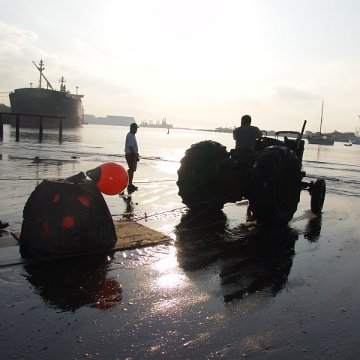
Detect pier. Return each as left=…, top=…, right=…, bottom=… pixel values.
left=0, top=112, right=66, bottom=143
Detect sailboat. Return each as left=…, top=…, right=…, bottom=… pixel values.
left=307, top=100, right=334, bottom=145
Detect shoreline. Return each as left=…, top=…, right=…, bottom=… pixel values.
left=1, top=119, right=359, bottom=142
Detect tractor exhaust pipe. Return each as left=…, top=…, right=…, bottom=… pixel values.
left=296, top=120, right=307, bottom=152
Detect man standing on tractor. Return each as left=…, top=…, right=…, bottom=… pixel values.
left=233, top=115, right=262, bottom=151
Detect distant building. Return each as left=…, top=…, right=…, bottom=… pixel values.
left=84, top=114, right=135, bottom=126
left=140, top=117, right=173, bottom=128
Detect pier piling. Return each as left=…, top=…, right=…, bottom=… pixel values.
left=0, top=114, right=3, bottom=141
left=59, top=118, right=63, bottom=143
left=39, top=117, right=43, bottom=143
left=0, top=112, right=66, bottom=143
left=16, top=115, right=20, bottom=142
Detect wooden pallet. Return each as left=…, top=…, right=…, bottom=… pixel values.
left=0, top=220, right=172, bottom=266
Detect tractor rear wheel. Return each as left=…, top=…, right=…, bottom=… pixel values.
left=248, top=146, right=302, bottom=225
left=177, top=140, right=229, bottom=211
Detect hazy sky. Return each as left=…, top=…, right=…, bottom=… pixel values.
left=1, top=0, right=360, bottom=132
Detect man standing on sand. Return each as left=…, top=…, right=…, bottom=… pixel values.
left=233, top=114, right=262, bottom=151
left=124, top=123, right=139, bottom=192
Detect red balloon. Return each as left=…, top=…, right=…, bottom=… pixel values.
left=93, top=162, right=128, bottom=195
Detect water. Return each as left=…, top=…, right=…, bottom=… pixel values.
left=1, top=124, right=360, bottom=359
left=2, top=123, right=360, bottom=174
left=1, top=124, right=360, bottom=226
left=1, top=122, right=360, bottom=237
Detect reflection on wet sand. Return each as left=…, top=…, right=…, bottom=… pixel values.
left=304, top=212, right=322, bottom=242
left=10, top=128, right=82, bottom=143
left=175, top=210, right=228, bottom=270
left=121, top=194, right=135, bottom=219
left=176, top=209, right=322, bottom=303
left=23, top=255, right=122, bottom=312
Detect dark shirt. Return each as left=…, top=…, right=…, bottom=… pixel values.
left=233, top=125, right=262, bottom=150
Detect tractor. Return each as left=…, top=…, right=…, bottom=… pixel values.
left=177, top=121, right=326, bottom=225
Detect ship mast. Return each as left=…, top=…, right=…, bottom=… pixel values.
left=32, top=60, right=54, bottom=90
left=37, top=59, right=44, bottom=88
left=59, top=76, right=66, bottom=92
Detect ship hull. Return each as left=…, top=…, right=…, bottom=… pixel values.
left=9, top=88, right=83, bottom=129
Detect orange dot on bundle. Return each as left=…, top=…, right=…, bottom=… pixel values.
left=78, top=195, right=90, bottom=207
left=52, top=193, right=61, bottom=203
left=62, top=216, right=75, bottom=229
left=43, top=222, right=50, bottom=235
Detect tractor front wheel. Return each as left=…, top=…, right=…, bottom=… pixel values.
left=177, top=140, right=229, bottom=211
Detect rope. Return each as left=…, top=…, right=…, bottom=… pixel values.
left=132, top=179, right=176, bottom=184
left=111, top=205, right=186, bottom=222
left=173, top=218, right=226, bottom=233
left=0, top=178, right=177, bottom=183
left=133, top=206, right=186, bottom=221
left=112, top=195, right=240, bottom=236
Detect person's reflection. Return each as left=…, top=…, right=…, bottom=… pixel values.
left=23, top=255, right=122, bottom=312
left=175, top=209, right=298, bottom=302
left=121, top=194, right=135, bottom=219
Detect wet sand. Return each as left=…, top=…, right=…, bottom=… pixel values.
left=1, top=141, right=360, bottom=358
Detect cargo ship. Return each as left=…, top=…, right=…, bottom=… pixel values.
left=9, top=60, right=84, bottom=128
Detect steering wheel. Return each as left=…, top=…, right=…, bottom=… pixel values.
left=254, top=130, right=268, bottom=151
